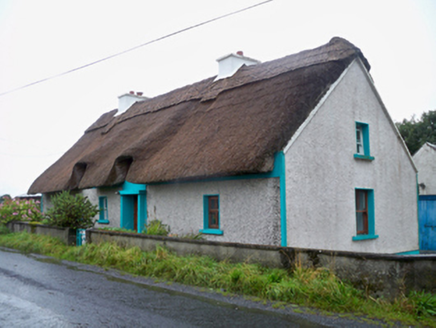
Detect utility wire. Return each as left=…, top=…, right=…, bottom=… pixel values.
left=0, top=0, right=273, bottom=97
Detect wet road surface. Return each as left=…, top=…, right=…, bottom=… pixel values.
left=0, top=247, right=383, bottom=327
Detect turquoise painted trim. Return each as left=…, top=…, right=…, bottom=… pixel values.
left=119, top=181, right=146, bottom=195
left=352, top=234, right=379, bottom=241
left=97, top=220, right=110, bottom=224
left=138, top=193, right=147, bottom=232
left=203, top=194, right=220, bottom=231
left=275, top=151, right=287, bottom=247
left=119, top=181, right=147, bottom=232
left=200, top=228, right=223, bottom=235
left=353, top=154, right=375, bottom=161
left=354, top=188, right=376, bottom=239
left=396, top=250, right=420, bottom=255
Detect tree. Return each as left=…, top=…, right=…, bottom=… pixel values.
left=395, top=110, right=436, bottom=155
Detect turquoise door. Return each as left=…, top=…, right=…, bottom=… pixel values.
left=419, top=195, right=436, bottom=250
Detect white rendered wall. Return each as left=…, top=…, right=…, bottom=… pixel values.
left=413, top=143, right=436, bottom=195
left=284, top=60, right=418, bottom=254
left=147, top=178, right=281, bottom=245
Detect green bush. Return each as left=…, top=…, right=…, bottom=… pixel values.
left=0, top=224, right=10, bottom=235
left=0, top=196, right=43, bottom=225
left=143, top=219, right=170, bottom=236
left=46, top=191, right=98, bottom=230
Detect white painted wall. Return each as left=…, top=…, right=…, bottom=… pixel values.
left=413, top=143, right=436, bottom=195
left=284, top=59, right=418, bottom=254
left=147, top=178, right=281, bottom=245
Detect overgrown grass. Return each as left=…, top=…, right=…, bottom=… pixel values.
left=0, top=231, right=435, bottom=327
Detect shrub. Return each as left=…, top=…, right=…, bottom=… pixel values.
left=46, top=191, right=98, bottom=230
left=0, top=224, right=10, bottom=235
left=0, top=196, right=43, bottom=225
left=143, top=219, right=170, bottom=236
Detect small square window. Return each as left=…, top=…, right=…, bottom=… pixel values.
left=98, top=196, right=109, bottom=224
left=354, top=122, right=374, bottom=161
left=200, top=195, right=223, bottom=235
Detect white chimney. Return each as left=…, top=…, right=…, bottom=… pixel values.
left=215, top=51, right=260, bottom=81
left=116, top=91, right=148, bottom=116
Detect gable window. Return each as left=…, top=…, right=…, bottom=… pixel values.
left=353, top=189, right=378, bottom=241
left=200, top=195, right=223, bottom=235
left=98, top=196, right=109, bottom=224
left=354, top=122, right=374, bottom=161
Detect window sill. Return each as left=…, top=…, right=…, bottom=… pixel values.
left=352, top=234, right=378, bottom=241
left=199, top=229, right=223, bottom=235
left=97, top=220, right=110, bottom=225
left=354, top=154, right=374, bottom=161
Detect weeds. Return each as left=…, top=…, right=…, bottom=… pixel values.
left=143, top=220, right=170, bottom=236
left=0, top=231, right=435, bottom=327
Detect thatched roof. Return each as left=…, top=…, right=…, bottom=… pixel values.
left=29, top=37, right=370, bottom=194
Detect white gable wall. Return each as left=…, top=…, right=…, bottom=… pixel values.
left=414, top=143, right=436, bottom=195
left=284, top=59, right=418, bottom=254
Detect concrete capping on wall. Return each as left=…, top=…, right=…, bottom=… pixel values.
left=6, top=221, right=76, bottom=246
left=87, top=229, right=436, bottom=299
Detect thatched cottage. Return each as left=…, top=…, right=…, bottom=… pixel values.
left=29, top=37, right=419, bottom=254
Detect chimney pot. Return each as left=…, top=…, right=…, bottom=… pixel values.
left=129, top=91, right=135, bottom=94
left=136, top=92, right=143, bottom=96
left=236, top=51, right=243, bottom=56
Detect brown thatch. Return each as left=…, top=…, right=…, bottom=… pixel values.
left=29, top=37, right=370, bottom=194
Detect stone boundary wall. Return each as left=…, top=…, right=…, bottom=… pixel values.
left=6, top=221, right=76, bottom=246
left=4, top=223, right=435, bottom=299
left=88, top=229, right=436, bottom=299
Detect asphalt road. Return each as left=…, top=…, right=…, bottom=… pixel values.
left=0, top=247, right=384, bottom=327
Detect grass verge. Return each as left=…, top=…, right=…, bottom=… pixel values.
left=0, top=230, right=435, bottom=327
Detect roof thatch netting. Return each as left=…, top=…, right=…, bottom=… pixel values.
left=29, top=37, right=370, bottom=194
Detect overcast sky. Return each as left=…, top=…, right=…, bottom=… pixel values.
left=0, top=0, right=435, bottom=197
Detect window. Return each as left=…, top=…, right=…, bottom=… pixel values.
left=353, top=189, right=378, bottom=241
left=200, top=195, right=223, bottom=235
left=355, top=190, right=368, bottom=235
left=98, top=196, right=109, bottom=224
left=354, top=122, right=374, bottom=161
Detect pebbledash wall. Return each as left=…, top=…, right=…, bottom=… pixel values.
left=147, top=178, right=281, bottom=245
left=284, top=59, right=419, bottom=254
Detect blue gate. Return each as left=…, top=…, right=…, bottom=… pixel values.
left=419, top=195, right=436, bottom=250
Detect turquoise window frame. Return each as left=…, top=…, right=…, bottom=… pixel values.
left=200, top=194, right=223, bottom=235
left=98, top=196, right=109, bottom=224
left=352, top=188, right=378, bottom=241
left=354, top=122, right=374, bottom=161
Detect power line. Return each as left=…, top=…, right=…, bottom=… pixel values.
left=0, top=0, right=273, bottom=97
